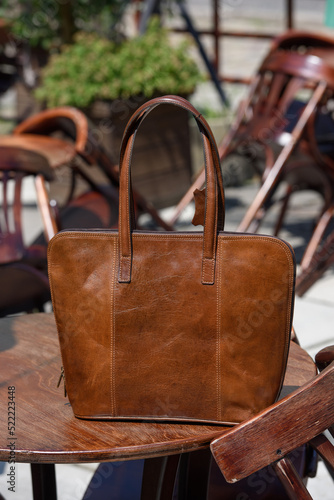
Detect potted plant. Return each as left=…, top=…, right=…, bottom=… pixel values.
left=35, top=18, right=204, bottom=208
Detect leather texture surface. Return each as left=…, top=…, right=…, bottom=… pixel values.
left=48, top=96, right=295, bottom=424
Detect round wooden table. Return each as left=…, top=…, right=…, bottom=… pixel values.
left=0, top=313, right=316, bottom=499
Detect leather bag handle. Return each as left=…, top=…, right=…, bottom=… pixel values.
left=118, top=95, right=225, bottom=285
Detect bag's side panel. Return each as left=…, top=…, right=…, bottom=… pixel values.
left=217, top=235, right=294, bottom=423
left=113, top=233, right=220, bottom=422
left=48, top=233, right=118, bottom=417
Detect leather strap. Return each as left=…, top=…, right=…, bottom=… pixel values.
left=118, top=95, right=225, bottom=285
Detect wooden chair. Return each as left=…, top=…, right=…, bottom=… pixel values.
left=234, top=48, right=334, bottom=296
left=169, top=37, right=334, bottom=295
left=0, top=146, right=57, bottom=316
left=12, top=106, right=173, bottom=231
left=230, top=50, right=334, bottom=229
left=210, top=345, right=334, bottom=500
left=170, top=30, right=334, bottom=220
left=295, top=230, right=334, bottom=296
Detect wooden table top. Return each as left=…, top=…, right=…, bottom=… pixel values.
left=0, top=145, right=54, bottom=180
left=0, top=313, right=316, bottom=464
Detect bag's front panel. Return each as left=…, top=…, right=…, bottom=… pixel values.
left=217, top=235, right=294, bottom=423
left=49, top=233, right=118, bottom=417
left=49, top=231, right=294, bottom=424
left=113, top=233, right=220, bottom=422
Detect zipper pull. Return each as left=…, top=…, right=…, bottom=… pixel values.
left=57, top=367, right=67, bottom=397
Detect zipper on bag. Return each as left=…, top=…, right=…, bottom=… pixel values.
left=57, top=366, right=67, bottom=397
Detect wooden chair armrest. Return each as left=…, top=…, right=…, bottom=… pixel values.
left=210, top=355, right=334, bottom=483
left=13, top=106, right=88, bottom=154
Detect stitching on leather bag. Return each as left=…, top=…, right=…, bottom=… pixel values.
left=52, top=233, right=202, bottom=240
left=118, top=134, right=133, bottom=282
left=119, top=255, right=131, bottom=281
left=47, top=241, right=65, bottom=377
left=280, top=242, right=295, bottom=390
left=110, top=239, right=117, bottom=416
left=216, top=242, right=221, bottom=421
left=131, top=235, right=204, bottom=241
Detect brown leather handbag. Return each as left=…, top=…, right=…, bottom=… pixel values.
left=48, top=95, right=295, bottom=424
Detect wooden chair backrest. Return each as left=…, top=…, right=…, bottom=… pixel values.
left=270, top=29, right=334, bottom=53
left=14, top=106, right=89, bottom=155
left=239, top=51, right=334, bottom=144
left=13, top=105, right=119, bottom=178
left=211, top=346, right=334, bottom=490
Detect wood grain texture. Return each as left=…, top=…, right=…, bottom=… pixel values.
left=31, top=463, right=57, bottom=500
left=210, top=358, right=333, bottom=483
left=0, top=313, right=316, bottom=465
left=0, top=313, right=228, bottom=463
left=315, top=345, right=334, bottom=371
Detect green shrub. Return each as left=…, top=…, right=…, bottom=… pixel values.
left=35, top=18, right=203, bottom=108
